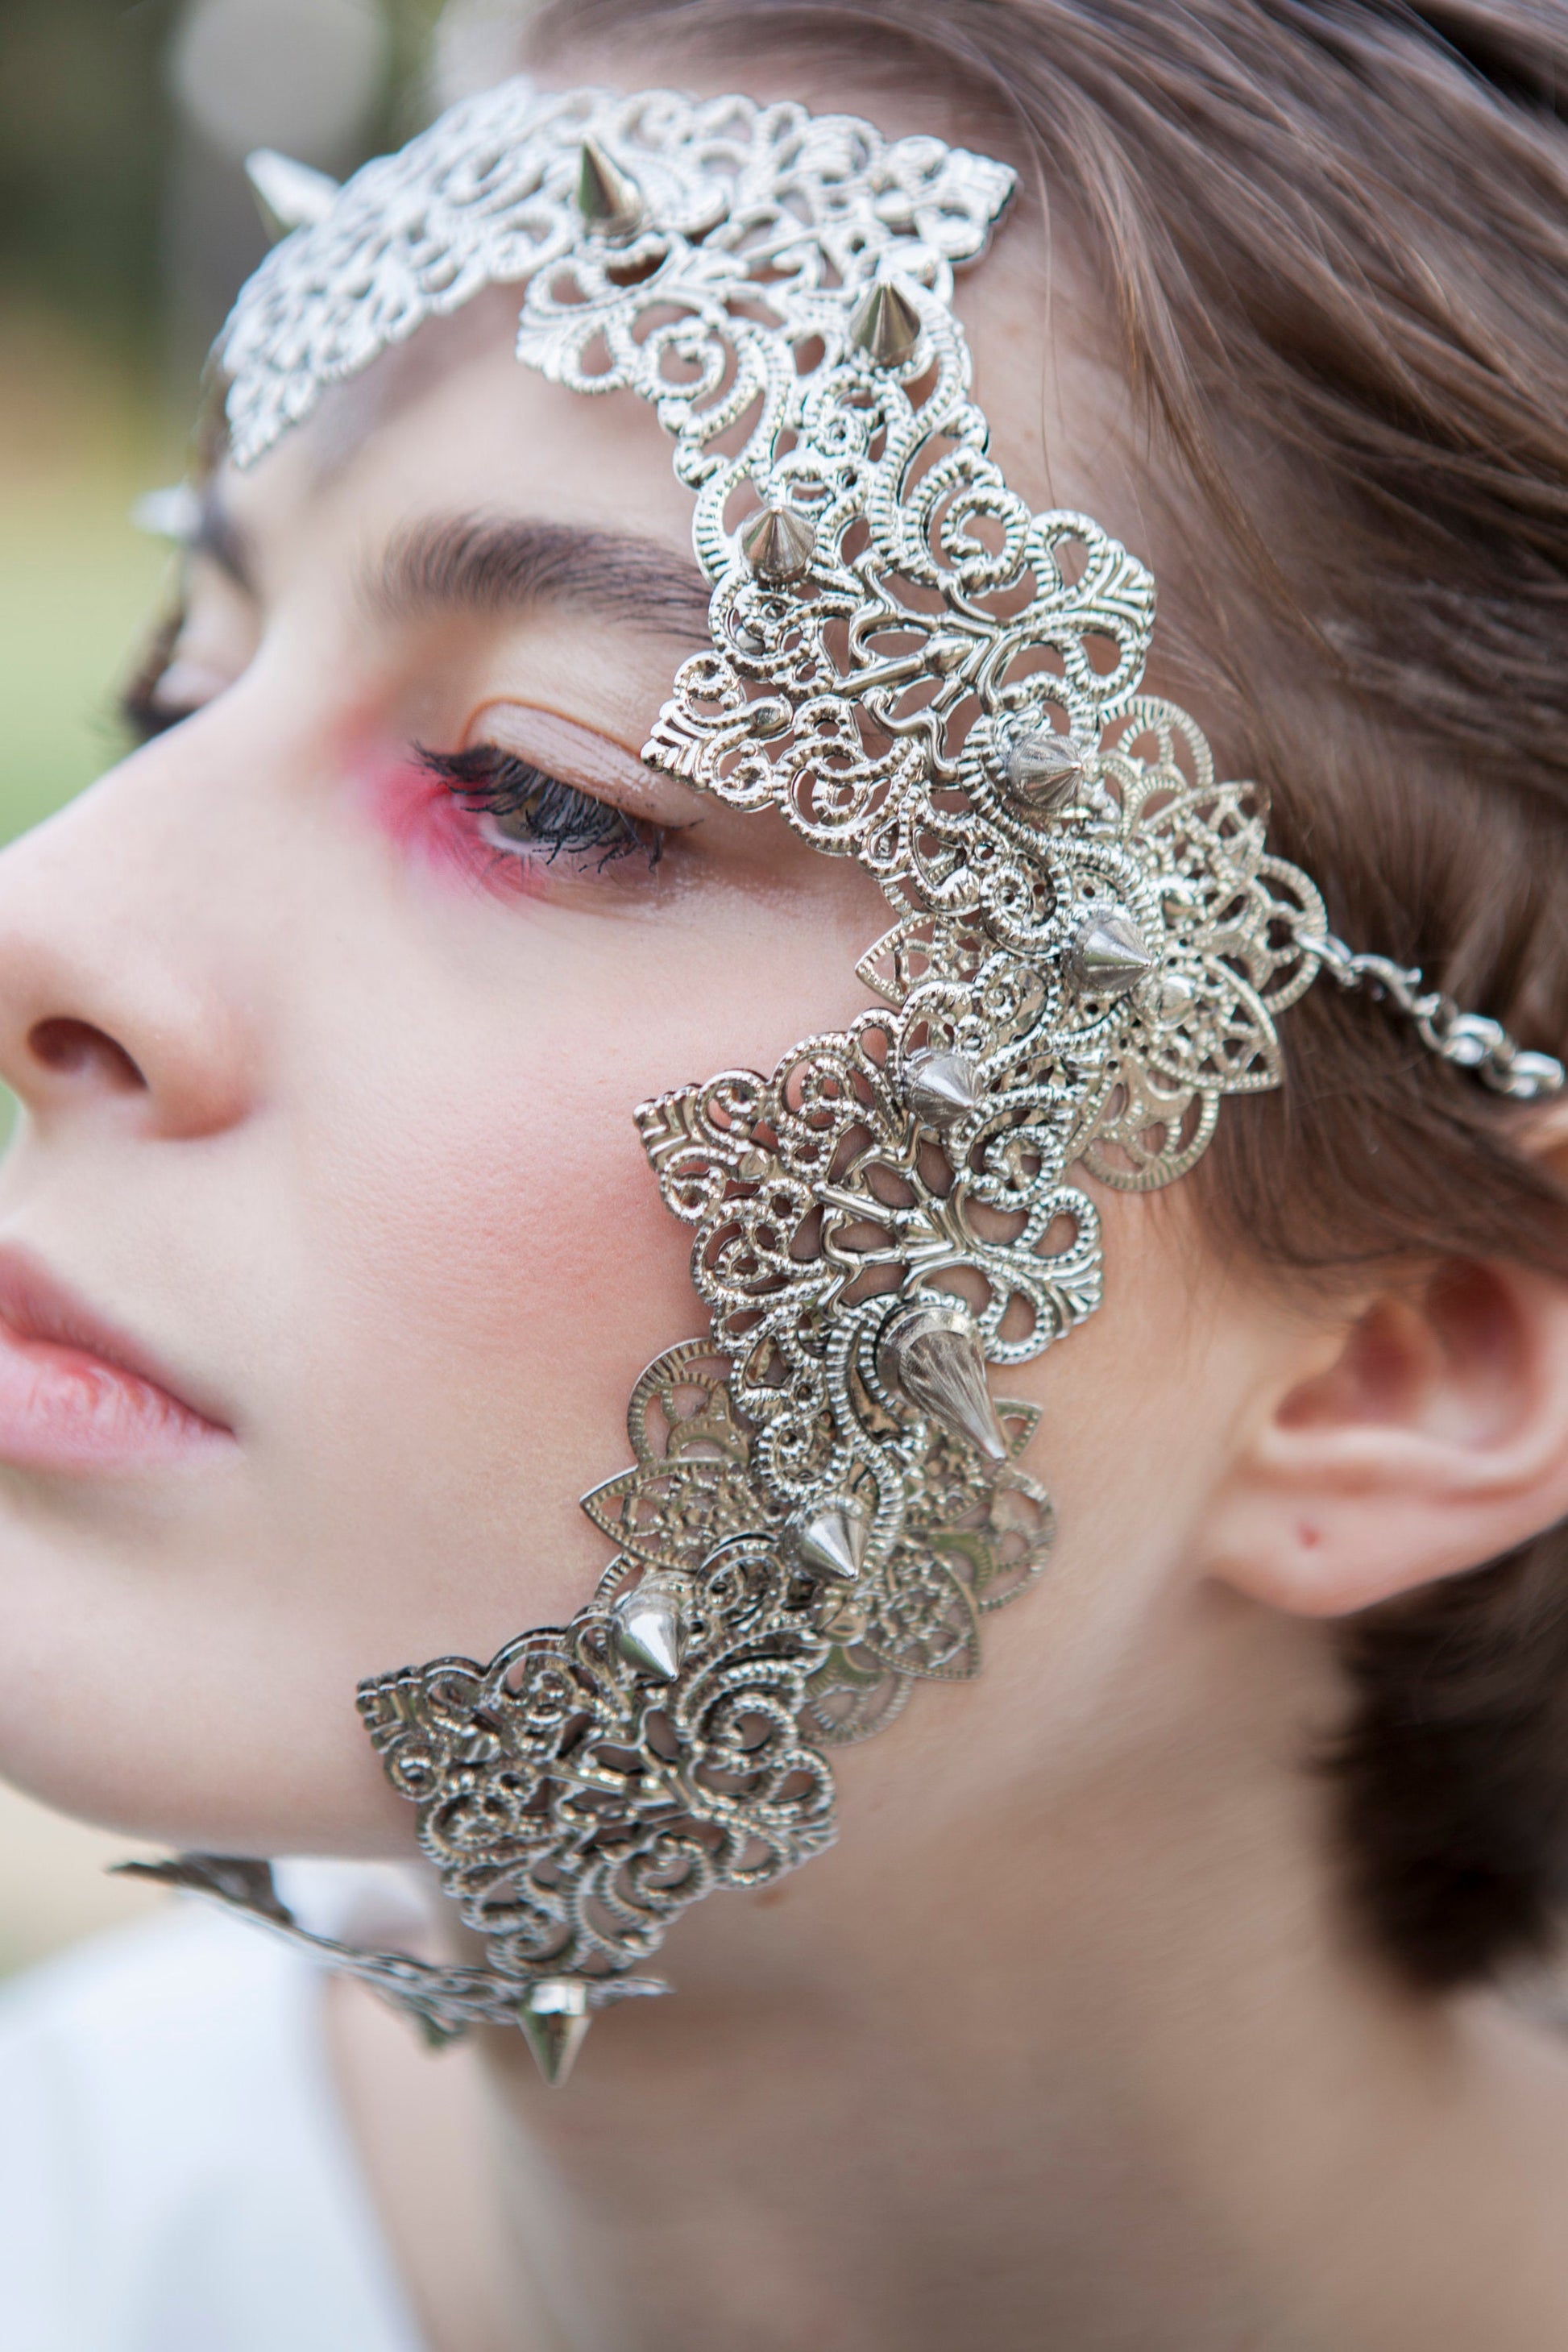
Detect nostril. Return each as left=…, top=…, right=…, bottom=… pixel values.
left=28, top=1018, right=147, bottom=1093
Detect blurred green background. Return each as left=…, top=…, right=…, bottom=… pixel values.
left=2, top=0, right=172, bottom=848
left=0, top=0, right=456, bottom=1974
left=0, top=0, right=448, bottom=840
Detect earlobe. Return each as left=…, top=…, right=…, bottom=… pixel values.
left=1204, top=1263, right=1568, bottom=1618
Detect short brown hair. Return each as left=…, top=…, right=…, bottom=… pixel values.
left=519, top=0, right=1568, bottom=1990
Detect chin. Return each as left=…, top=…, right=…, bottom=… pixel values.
left=0, top=1580, right=413, bottom=1860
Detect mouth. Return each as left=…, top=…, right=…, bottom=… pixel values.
left=0, top=1247, right=235, bottom=1473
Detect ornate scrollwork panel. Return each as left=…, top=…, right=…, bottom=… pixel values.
left=178, top=82, right=1336, bottom=2065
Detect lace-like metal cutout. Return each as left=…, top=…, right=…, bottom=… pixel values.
left=137, top=79, right=1560, bottom=2082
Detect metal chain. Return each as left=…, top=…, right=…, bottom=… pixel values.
left=1291, top=923, right=1566, bottom=1101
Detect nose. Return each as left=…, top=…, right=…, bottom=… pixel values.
left=0, top=753, right=254, bottom=1142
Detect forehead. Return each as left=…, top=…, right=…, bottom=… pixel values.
left=225, top=235, right=1122, bottom=587
left=222, top=286, right=698, bottom=566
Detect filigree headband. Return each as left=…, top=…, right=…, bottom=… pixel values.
left=128, top=80, right=1565, bottom=2087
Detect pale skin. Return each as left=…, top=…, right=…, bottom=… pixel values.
left=5, top=56, right=1568, bottom=2352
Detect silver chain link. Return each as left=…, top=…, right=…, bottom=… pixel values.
left=1291, top=923, right=1566, bottom=1101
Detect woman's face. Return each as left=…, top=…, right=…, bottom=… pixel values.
left=0, top=181, right=1298, bottom=1863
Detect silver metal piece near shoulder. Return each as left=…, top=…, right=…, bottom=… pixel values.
left=790, top=1495, right=870, bottom=1583
left=519, top=1977, right=593, bottom=2088
left=740, top=504, right=816, bottom=583
left=244, top=149, right=341, bottom=240
left=1005, top=727, right=1089, bottom=814
left=878, top=1300, right=1009, bottom=1464
left=110, top=1852, right=671, bottom=2055
left=611, top=1571, right=688, bottom=1680
left=903, top=1046, right=982, bottom=1127
left=849, top=276, right=923, bottom=367
left=576, top=134, right=645, bottom=241
left=1068, top=906, right=1155, bottom=998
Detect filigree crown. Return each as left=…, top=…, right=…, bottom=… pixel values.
left=125, top=80, right=1564, bottom=2087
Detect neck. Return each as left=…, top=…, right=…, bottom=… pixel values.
left=410, top=1594, right=1568, bottom=2350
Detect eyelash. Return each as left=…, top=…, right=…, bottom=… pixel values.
left=421, top=744, right=666, bottom=873
left=117, top=628, right=665, bottom=881
left=120, top=612, right=187, bottom=745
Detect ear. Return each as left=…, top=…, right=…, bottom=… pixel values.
left=1203, top=1259, right=1568, bottom=1617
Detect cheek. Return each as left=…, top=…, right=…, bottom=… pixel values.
left=259, top=760, right=886, bottom=1678
left=282, top=927, right=700, bottom=1663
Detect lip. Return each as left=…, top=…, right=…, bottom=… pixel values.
left=0, top=1247, right=235, bottom=1472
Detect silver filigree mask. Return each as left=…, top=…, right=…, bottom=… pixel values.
left=127, top=80, right=1564, bottom=2087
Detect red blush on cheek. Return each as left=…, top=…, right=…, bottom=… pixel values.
left=352, top=752, right=545, bottom=902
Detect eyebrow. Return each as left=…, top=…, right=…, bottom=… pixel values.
left=191, top=487, right=259, bottom=597
left=367, top=512, right=713, bottom=645
left=191, top=493, right=714, bottom=650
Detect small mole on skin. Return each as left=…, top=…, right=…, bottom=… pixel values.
left=1298, top=1521, right=1321, bottom=1549
left=754, top=1885, right=790, bottom=1909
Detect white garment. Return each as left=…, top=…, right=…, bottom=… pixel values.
left=0, top=1899, right=426, bottom=2352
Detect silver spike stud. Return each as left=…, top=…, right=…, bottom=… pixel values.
left=1066, top=905, right=1155, bottom=999
left=611, top=1572, right=688, bottom=1681
left=518, top=1977, right=591, bottom=2088
left=576, top=135, right=645, bottom=242
left=244, top=149, right=341, bottom=241
left=903, top=1046, right=981, bottom=1129
left=1005, top=727, right=1089, bottom=815
left=878, top=1299, right=1008, bottom=1464
left=791, top=1495, right=869, bottom=1583
left=740, top=504, right=816, bottom=584
left=849, top=276, right=923, bottom=368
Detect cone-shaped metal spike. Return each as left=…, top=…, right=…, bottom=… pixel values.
left=245, top=150, right=341, bottom=240
left=611, top=1573, right=687, bottom=1680
left=1067, top=906, right=1155, bottom=998
left=1005, top=727, right=1088, bottom=814
left=740, top=504, right=816, bottom=583
left=576, top=135, right=645, bottom=241
left=849, top=276, right=923, bottom=367
left=519, top=1978, right=591, bottom=2087
left=792, top=1495, right=869, bottom=1583
left=879, top=1300, right=1008, bottom=1464
left=904, top=1047, right=981, bottom=1129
